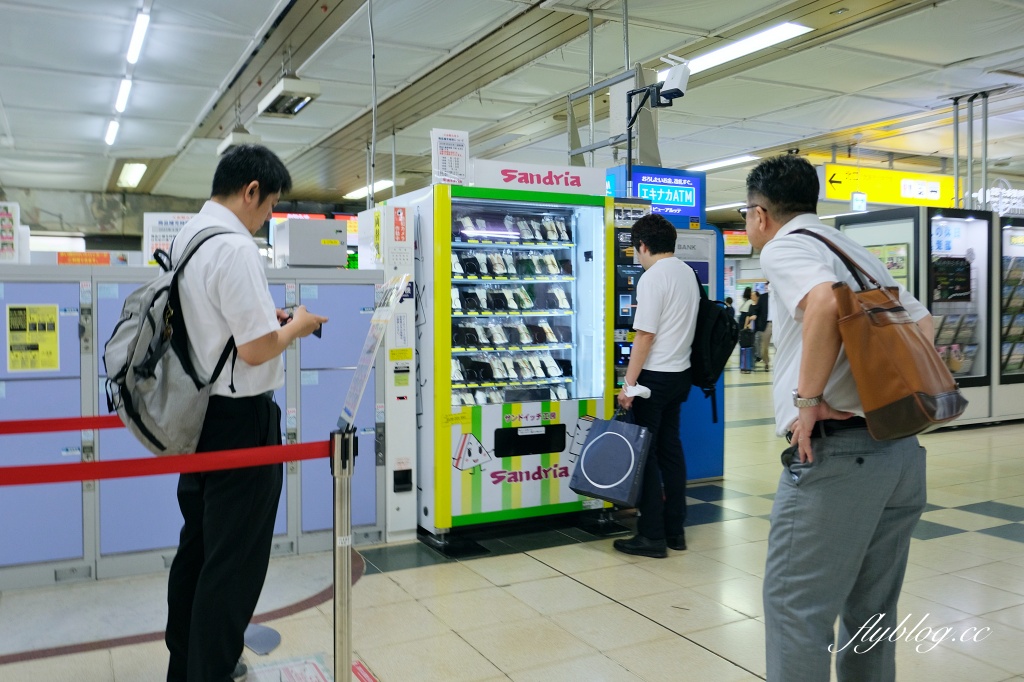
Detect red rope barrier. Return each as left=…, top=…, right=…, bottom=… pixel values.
left=0, top=441, right=330, bottom=486
left=0, top=415, right=124, bottom=435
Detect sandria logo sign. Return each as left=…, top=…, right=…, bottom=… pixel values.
left=490, top=465, right=569, bottom=485
left=500, top=169, right=583, bottom=188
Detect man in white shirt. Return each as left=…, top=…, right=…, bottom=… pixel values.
left=165, top=145, right=327, bottom=682
left=614, top=214, right=699, bottom=558
left=746, top=155, right=929, bottom=682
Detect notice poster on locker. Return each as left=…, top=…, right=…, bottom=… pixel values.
left=6, top=304, right=59, bottom=372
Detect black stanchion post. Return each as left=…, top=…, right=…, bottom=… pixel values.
left=330, top=428, right=357, bottom=681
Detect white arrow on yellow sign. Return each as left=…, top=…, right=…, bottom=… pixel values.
left=820, top=163, right=955, bottom=208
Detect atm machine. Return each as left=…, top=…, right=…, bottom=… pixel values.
left=836, top=207, right=995, bottom=425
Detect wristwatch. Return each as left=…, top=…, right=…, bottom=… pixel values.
left=792, top=389, right=823, bottom=408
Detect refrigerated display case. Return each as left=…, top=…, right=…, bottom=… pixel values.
left=992, top=215, right=1024, bottom=419
left=362, top=181, right=613, bottom=534
left=837, top=207, right=994, bottom=424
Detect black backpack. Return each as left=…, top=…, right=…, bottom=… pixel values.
left=689, top=270, right=739, bottom=422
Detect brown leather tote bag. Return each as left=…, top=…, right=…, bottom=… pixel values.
left=795, top=229, right=968, bottom=440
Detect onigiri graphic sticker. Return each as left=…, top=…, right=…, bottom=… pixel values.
left=453, top=433, right=492, bottom=471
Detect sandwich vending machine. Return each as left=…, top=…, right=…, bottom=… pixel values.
left=360, top=161, right=614, bottom=535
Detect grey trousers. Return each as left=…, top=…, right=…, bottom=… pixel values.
left=763, top=428, right=926, bottom=682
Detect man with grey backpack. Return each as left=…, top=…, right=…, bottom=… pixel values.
left=163, top=145, right=326, bottom=682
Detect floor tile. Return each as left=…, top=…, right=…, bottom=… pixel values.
left=938, top=614, right=1024, bottom=675
left=421, top=586, right=539, bottom=631
left=983, top=603, right=1024, bottom=631
left=502, top=576, right=612, bottom=616
left=900, top=574, right=1024, bottom=616
left=358, top=631, right=503, bottom=682
left=351, top=600, right=450, bottom=650
left=686, top=617, right=767, bottom=677
left=977, top=523, right=1024, bottom=544
left=358, top=541, right=452, bottom=572
left=891, top=636, right=1014, bottom=682
left=715, top=517, right=772, bottom=542
left=907, top=540, right=995, bottom=573
left=633, top=552, right=754, bottom=588
left=713, top=496, right=776, bottom=517
left=0, top=650, right=114, bottom=682
left=719, top=478, right=779, bottom=496
left=927, top=531, right=1024, bottom=561
left=459, top=617, right=596, bottom=673
left=920, top=508, right=1009, bottom=531
left=957, top=501, right=1024, bottom=522
left=685, top=485, right=750, bottom=502
left=912, top=520, right=972, bottom=540
left=690, top=576, right=765, bottom=619
left=549, top=602, right=677, bottom=651
left=109, top=639, right=167, bottom=681
left=622, top=587, right=748, bottom=635
left=525, top=543, right=628, bottom=574
left=698, top=540, right=769, bottom=577
left=572, top=562, right=683, bottom=601
left=387, top=562, right=494, bottom=599
left=350, top=573, right=414, bottom=610
left=509, top=653, right=642, bottom=682
left=953, top=561, right=1024, bottom=597
left=685, top=503, right=752, bottom=526
left=461, top=553, right=561, bottom=586
left=606, top=636, right=761, bottom=681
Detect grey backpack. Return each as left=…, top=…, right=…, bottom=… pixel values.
left=104, top=225, right=236, bottom=455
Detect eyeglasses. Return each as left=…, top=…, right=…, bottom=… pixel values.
left=737, top=204, right=766, bottom=217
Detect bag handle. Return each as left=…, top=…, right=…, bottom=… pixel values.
left=792, top=228, right=881, bottom=292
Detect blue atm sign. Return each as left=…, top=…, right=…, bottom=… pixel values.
left=632, top=172, right=701, bottom=217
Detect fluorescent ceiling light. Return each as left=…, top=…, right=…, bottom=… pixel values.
left=819, top=211, right=867, bottom=220
left=115, top=79, right=132, bottom=113
left=343, top=180, right=394, bottom=200
left=116, top=163, right=147, bottom=188
left=706, top=202, right=746, bottom=211
left=658, top=22, right=812, bottom=79
left=126, top=12, right=150, bottom=65
left=686, top=155, right=759, bottom=172
left=104, top=120, right=120, bottom=146
left=216, top=127, right=262, bottom=156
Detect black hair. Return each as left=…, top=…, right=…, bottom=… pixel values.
left=211, top=144, right=292, bottom=204
left=742, top=287, right=752, bottom=300
left=630, top=213, right=676, bottom=255
left=725, top=297, right=733, bottom=305
left=745, top=155, right=818, bottom=220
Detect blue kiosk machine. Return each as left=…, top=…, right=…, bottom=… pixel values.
left=607, top=164, right=724, bottom=481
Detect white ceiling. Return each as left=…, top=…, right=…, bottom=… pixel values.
left=1, top=0, right=1023, bottom=219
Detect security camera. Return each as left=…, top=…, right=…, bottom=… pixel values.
left=659, top=54, right=690, bottom=101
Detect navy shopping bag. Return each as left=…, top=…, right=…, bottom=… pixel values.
left=569, top=409, right=651, bottom=507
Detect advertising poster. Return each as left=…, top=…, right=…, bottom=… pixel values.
left=0, top=202, right=19, bottom=263
left=884, top=243, right=908, bottom=280
left=7, top=304, right=59, bottom=372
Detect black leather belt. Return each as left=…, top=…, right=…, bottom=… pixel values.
left=786, top=416, right=867, bottom=443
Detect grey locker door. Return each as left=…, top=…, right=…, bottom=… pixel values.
left=299, top=369, right=376, bottom=532
left=0, top=378, right=83, bottom=566
left=298, top=284, right=375, bottom=369
left=269, top=284, right=288, bottom=535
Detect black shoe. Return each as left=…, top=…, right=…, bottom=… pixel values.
left=666, top=534, right=687, bottom=551
left=613, top=535, right=667, bottom=558
left=232, top=659, right=248, bottom=682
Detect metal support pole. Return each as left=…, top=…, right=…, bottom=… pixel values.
left=391, top=129, right=397, bottom=198
left=981, top=92, right=989, bottom=208
left=331, top=428, right=357, bottom=682
left=365, top=143, right=371, bottom=210
left=622, top=0, right=629, bottom=70
left=952, top=97, right=960, bottom=207
left=967, top=94, right=977, bottom=209
left=588, top=9, right=595, bottom=167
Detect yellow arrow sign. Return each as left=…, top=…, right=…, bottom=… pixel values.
left=822, top=164, right=955, bottom=208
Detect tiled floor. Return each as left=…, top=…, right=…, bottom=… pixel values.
left=3, top=357, right=1024, bottom=681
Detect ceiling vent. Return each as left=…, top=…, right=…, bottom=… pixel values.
left=257, top=75, right=320, bottom=119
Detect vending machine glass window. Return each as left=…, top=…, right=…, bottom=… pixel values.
left=930, top=215, right=988, bottom=383
left=448, top=196, right=606, bottom=405
left=1000, top=218, right=1024, bottom=381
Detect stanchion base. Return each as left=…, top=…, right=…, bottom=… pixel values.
left=243, top=623, right=281, bottom=655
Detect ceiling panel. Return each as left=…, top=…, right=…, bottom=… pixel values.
left=742, top=46, right=929, bottom=94
left=313, top=79, right=399, bottom=108
left=757, top=95, right=922, bottom=132
left=624, top=0, right=787, bottom=33
left=858, top=68, right=1021, bottom=108
left=152, top=139, right=220, bottom=199
left=533, top=23, right=702, bottom=78
left=0, top=68, right=114, bottom=115
left=669, top=78, right=831, bottom=120
left=5, top=108, right=111, bottom=148
left=437, top=96, right=530, bottom=123
left=134, top=25, right=252, bottom=88
left=0, top=7, right=126, bottom=75
left=487, top=63, right=596, bottom=101
left=113, top=118, right=194, bottom=157
left=300, top=39, right=442, bottom=88
left=834, top=0, right=1024, bottom=66
left=680, top=126, right=799, bottom=150
left=128, top=80, right=218, bottom=124
left=152, top=0, right=290, bottom=37
left=0, top=150, right=113, bottom=192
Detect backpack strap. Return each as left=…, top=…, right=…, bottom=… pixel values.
left=692, top=269, right=719, bottom=423
left=168, top=224, right=239, bottom=392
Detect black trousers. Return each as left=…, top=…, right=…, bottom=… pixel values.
left=631, top=369, right=691, bottom=540
left=166, top=393, right=283, bottom=682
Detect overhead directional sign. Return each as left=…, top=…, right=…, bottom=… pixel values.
left=819, top=163, right=955, bottom=208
